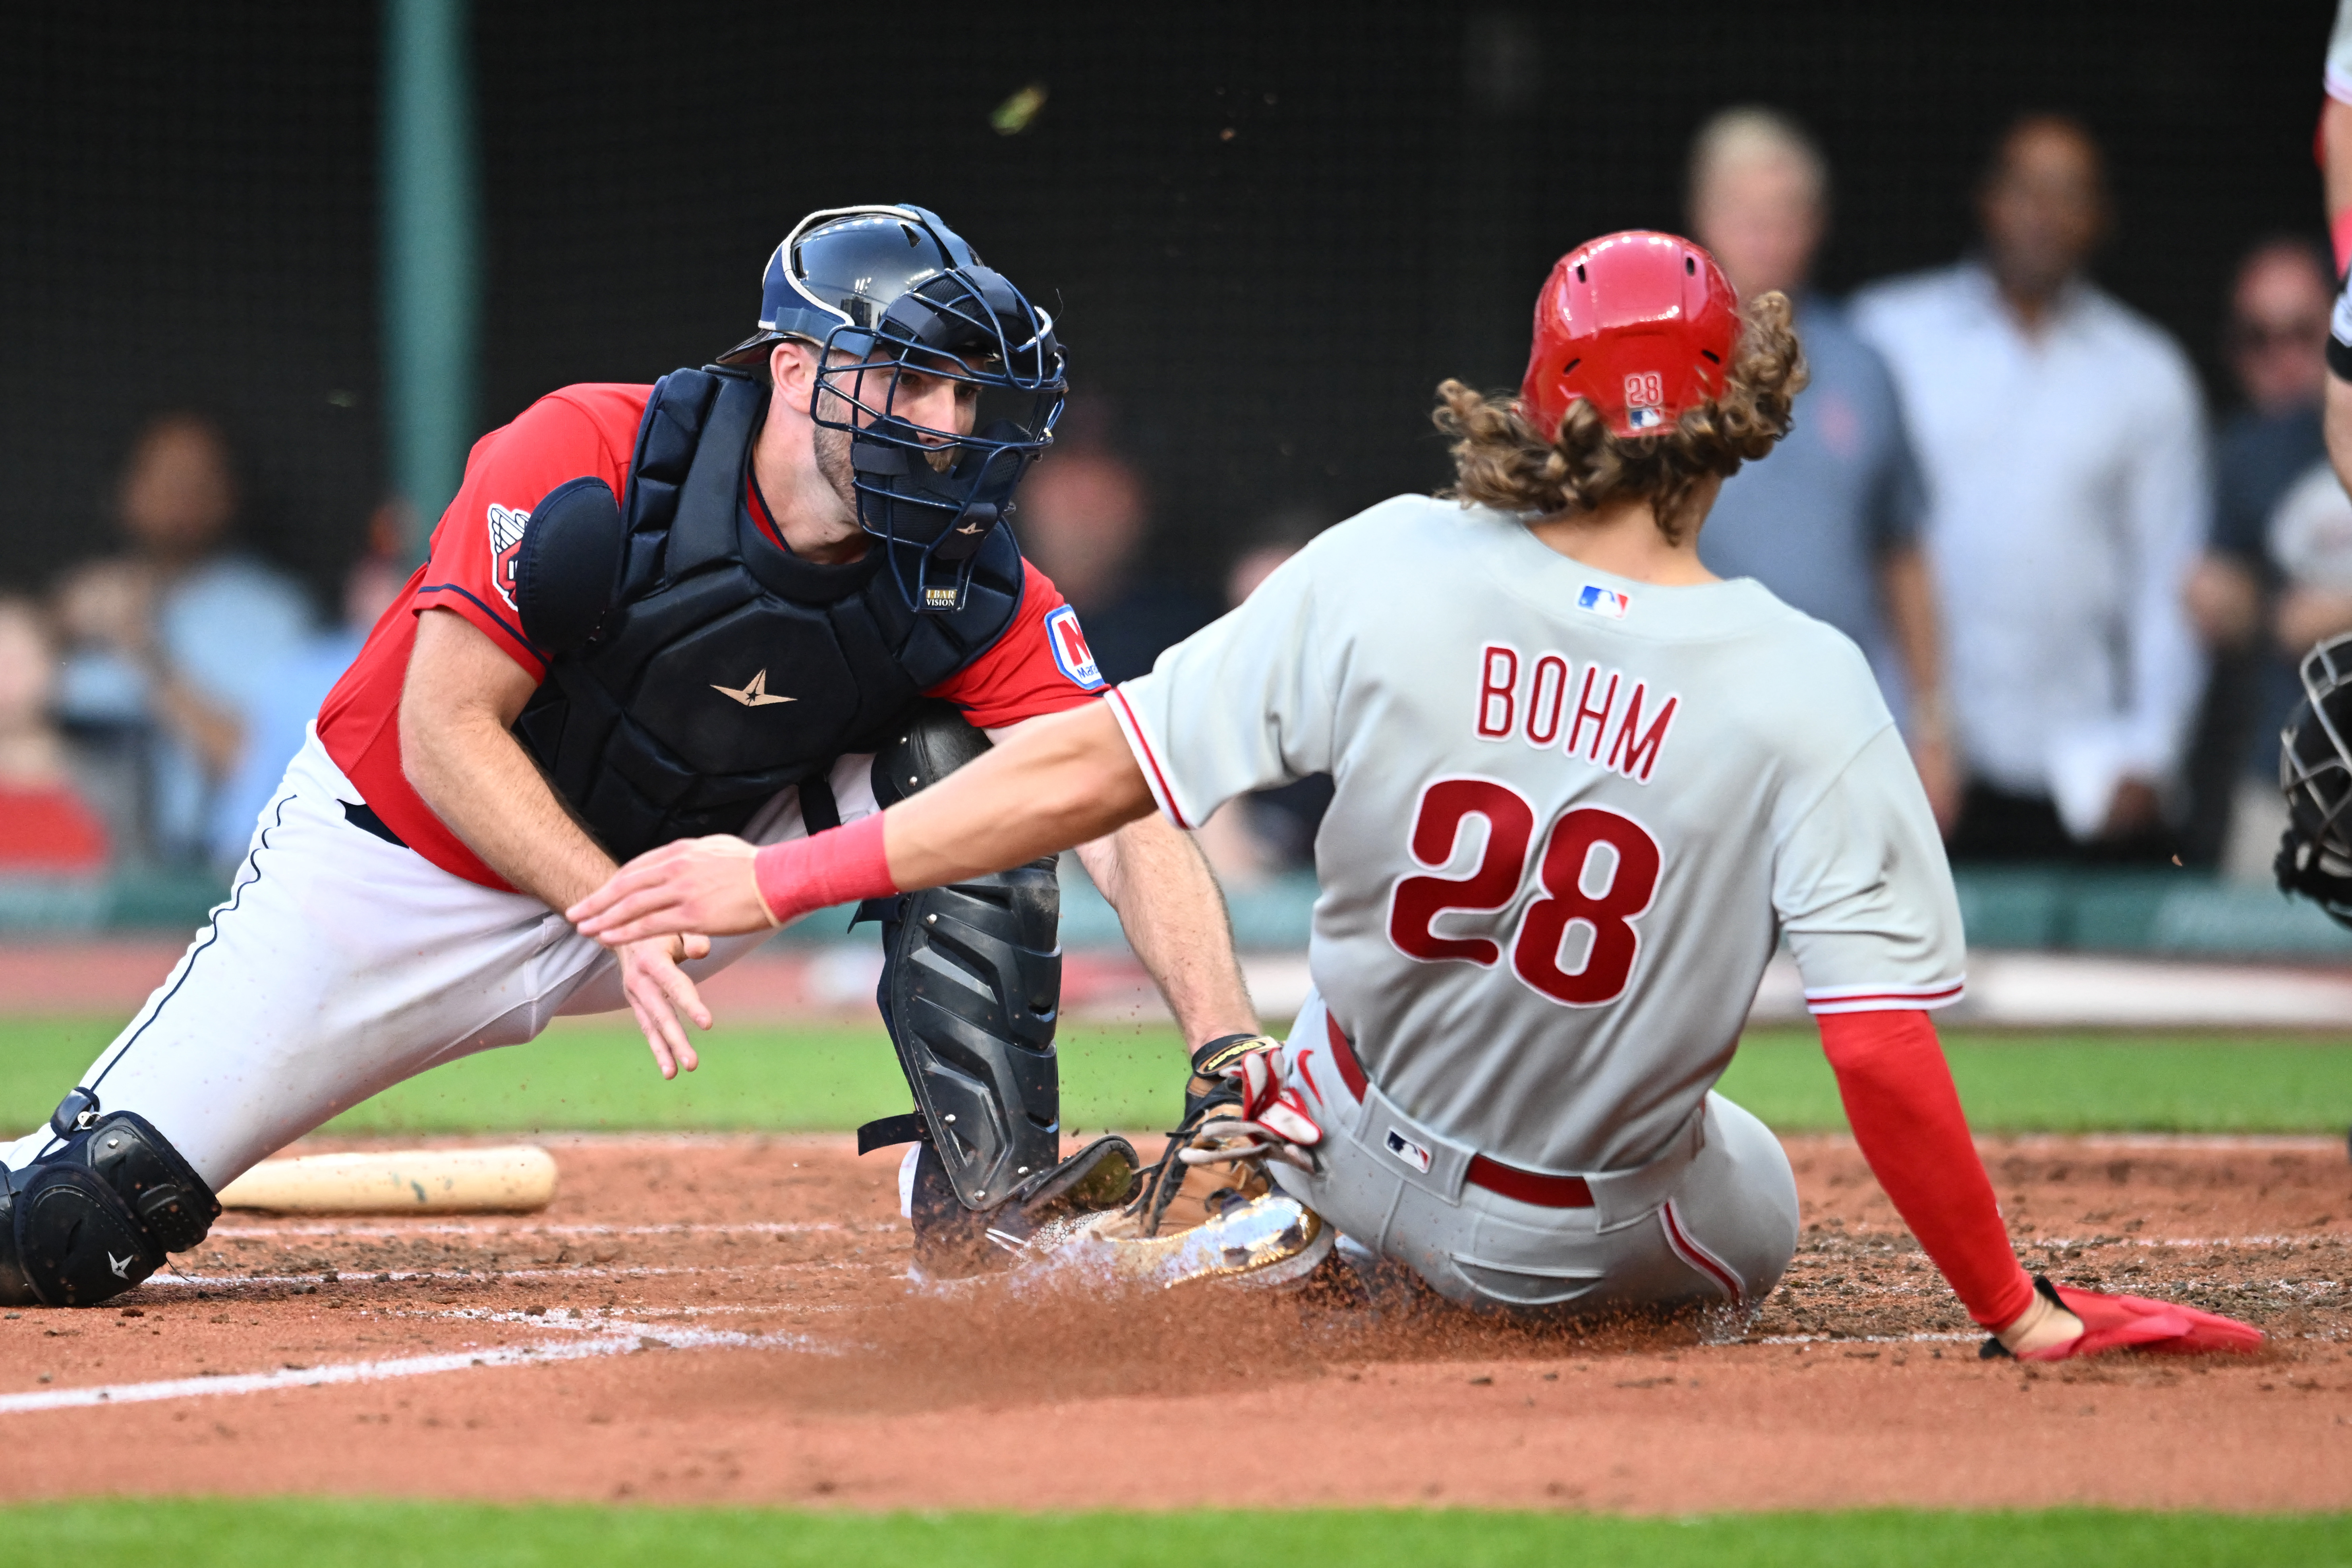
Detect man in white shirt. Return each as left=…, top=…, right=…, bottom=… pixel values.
left=1853, top=116, right=2207, bottom=859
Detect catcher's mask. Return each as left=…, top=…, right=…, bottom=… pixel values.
left=719, top=204, right=1065, bottom=614
left=2277, top=632, right=2352, bottom=926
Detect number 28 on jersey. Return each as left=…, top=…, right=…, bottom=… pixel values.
left=1388, top=780, right=1662, bottom=1008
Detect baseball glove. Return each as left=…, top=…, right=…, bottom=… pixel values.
left=1981, top=1276, right=2263, bottom=1361
left=1026, top=1034, right=1338, bottom=1290
left=1111, top=1033, right=1324, bottom=1239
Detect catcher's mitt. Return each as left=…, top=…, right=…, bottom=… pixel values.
left=1119, top=1033, right=1324, bottom=1239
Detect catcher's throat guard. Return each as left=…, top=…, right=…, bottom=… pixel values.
left=720, top=204, right=1065, bottom=615
left=2277, top=633, right=2352, bottom=927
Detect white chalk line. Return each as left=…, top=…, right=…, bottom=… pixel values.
left=192, top=1225, right=2342, bottom=1264
left=2016, top=1235, right=2348, bottom=1252
left=1754, top=1332, right=1981, bottom=1346
left=0, top=1319, right=827, bottom=1417
left=203, top=1220, right=893, bottom=1240
left=143, top=1257, right=879, bottom=1289
left=425, top=1303, right=844, bottom=1324
left=1976, top=1134, right=2350, bottom=1153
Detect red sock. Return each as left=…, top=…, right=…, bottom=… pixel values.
left=751, top=813, right=897, bottom=928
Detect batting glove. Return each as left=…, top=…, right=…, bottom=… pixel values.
left=1983, top=1276, right=2264, bottom=1362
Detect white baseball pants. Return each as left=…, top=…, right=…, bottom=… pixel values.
left=1, top=730, right=873, bottom=1189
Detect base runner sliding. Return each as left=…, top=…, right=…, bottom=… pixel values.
left=574, top=232, right=2260, bottom=1361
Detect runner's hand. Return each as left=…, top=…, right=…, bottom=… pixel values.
left=569, top=835, right=768, bottom=946
left=1998, top=1277, right=2262, bottom=1362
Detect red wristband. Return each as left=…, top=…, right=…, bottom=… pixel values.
left=2333, top=209, right=2352, bottom=281
left=750, top=813, right=897, bottom=929
left=1818, top=1009, right=2035, bottom=1330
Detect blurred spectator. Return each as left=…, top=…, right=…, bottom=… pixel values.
left=207, top=502, right=410, bottom=865
left=1195, top=512, right=1334, bottom=885
left=0, top=597, right=108, bottom=876
left=1854, top=115, right=2207, bottom=863
left=1014, top=407, right=1216, bottom=684
left=2269, top=467, right=2352, bottom=648
left=2180, top=237, right=2334, bottom=877
left=1685, top=106, right=1960, bottom=830
left=52, top=413, right=312, bottom=865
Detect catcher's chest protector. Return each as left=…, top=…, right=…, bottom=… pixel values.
left=512, top=367, right=1024, bottom=863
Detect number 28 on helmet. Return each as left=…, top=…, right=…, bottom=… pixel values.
left=1518, top=231, right=1740, bottom=441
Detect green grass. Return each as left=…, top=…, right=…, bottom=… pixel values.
left=2, top=1500, right=2346, bottom=1567
left=0, top=1015, right=1195, bottom=1141
left=2, top=1016, right=2348, bottom=1141
left=1720, top=1029, right=2352, bottom=1135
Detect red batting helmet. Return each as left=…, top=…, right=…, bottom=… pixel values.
left=1519, top=231, right=1740, bottom=441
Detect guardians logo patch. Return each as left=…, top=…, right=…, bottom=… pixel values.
left=488, top=503, right=530, bottom=610
left=1044, top=605, right=1104, bottom=690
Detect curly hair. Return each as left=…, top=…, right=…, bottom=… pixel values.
left=1434, top=292, right=1809, bottom=544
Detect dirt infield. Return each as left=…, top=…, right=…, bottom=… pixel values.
left=0, top=1132, right=2346, bottom=1512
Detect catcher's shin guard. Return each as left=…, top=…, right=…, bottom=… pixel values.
left=865, top=702, right=1065, bottom=1211
left=0, top=1097, right=220, bottom=1307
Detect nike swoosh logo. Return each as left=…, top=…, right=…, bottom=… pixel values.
left=711, top=668, right=794, bottom=708
left=107, top=1250, right=134, bottom=1279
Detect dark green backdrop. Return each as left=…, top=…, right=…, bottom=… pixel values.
left=0, top=2, right=2334, bottom=604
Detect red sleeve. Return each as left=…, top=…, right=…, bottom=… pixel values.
left=1817, top=1009, right=2036, bottom=1330
left=925, top=561, right=1106, bottom=728
left=413, top=386, right=644, bottom=679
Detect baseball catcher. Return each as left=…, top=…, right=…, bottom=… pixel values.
left=0, top=205, right=1262, bottom=1307
left=575, top=231, right=2263, bottom=1360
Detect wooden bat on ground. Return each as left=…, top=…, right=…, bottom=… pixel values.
left=216, top=1145, right=558, bottom=1214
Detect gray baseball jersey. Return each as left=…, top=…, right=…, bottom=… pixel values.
left=1111, top=496, right=1964, bottom=1175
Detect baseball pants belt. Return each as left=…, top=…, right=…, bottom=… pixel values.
left=1321, top=1012, right=1706, bottom=1228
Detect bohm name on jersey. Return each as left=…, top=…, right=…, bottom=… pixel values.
left=1472, top=643, right=1679, bottom=785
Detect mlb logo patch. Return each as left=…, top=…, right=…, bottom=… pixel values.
left=1625, top=405, right=1666, bottom=431
left=1044, top=604, right=1105, bottom=690
left=487, top=504, right=530, bottom=610
left=1384, top=1127, right=1433, bottom=1174
left=1577, top=583, right=1630, bottom=619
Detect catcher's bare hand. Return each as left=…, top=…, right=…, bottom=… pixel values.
left=570, top=835, right=769, bottom=946
left=618, top=932, right=715, bottom=1079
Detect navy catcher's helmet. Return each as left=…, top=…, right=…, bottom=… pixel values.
left=718, top=205, right=1065, bottom=613
left=2277, top=632, right=2352, bottom=927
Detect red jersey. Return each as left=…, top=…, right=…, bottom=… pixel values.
left=316, top=383, right=1104, bottom=890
